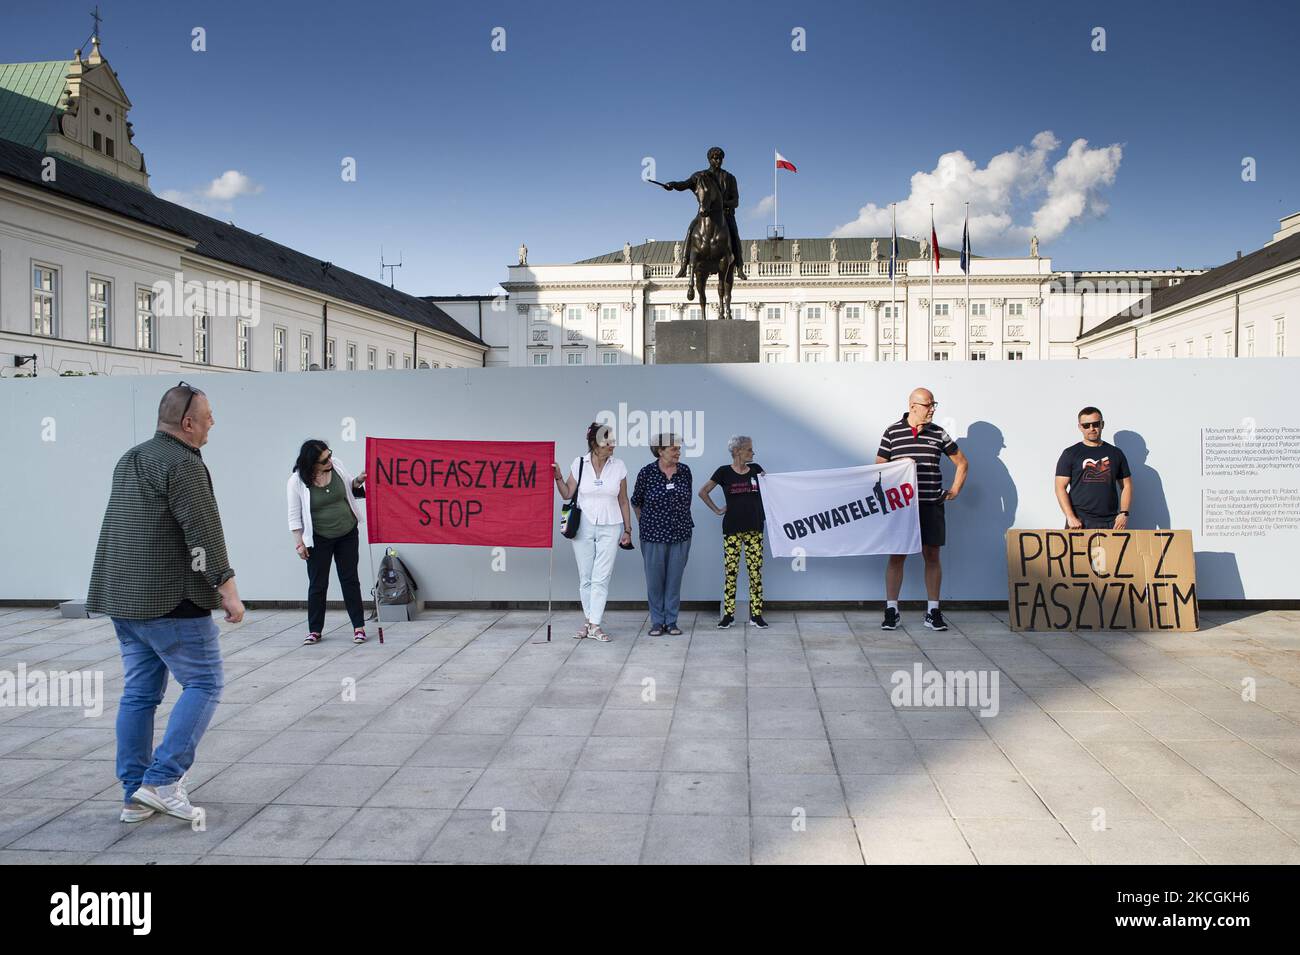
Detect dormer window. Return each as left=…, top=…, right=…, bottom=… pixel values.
left=105, top=138, right=114, bottom=157
left=92, top=131, right=102, bottom=151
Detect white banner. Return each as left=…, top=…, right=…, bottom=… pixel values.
left=759, top=460, right=922, bottom=557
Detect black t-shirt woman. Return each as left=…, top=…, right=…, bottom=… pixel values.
left=698, top=436, right=769, bottom=629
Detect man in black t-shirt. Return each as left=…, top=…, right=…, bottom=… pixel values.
left=1055, top=406, right=1133, bottom=529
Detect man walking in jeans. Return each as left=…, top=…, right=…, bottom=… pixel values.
left=87, top=383, right=244, bottom=823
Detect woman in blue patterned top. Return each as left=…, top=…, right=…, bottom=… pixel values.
left=630, top=433, right=694, bottom=635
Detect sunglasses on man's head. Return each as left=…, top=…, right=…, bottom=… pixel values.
left=177, top=381, right=199, bottom=421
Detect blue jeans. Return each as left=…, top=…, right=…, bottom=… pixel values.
left=112, top=614, right=224, bottom=804
left=642, top=538, right=691, bottom=628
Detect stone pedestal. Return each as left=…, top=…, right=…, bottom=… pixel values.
left=655, top=320, right=760, bottom=364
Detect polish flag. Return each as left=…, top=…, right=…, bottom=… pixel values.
left=775, top=151, right=797, bottom=173
left=930, top=215, right=941, bottom=271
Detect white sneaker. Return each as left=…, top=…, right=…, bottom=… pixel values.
left=120, top=803, right=155, bottom=823
left=132, top=781, right=200, bottom=822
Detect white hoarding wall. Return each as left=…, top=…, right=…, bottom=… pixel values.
left=1, top=360, right=1296, bottom=604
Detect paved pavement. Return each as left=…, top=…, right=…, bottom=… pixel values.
left=1, top=604, right=1298, bottom=864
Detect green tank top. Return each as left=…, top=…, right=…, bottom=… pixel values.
left=308, top=470, right=358, bottom=540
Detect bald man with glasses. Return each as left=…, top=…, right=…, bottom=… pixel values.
left=1055, top=406, right=1133, bottom=530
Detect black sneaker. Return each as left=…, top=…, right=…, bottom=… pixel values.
left=749, top=614, right=769, bottom=629
left=717, top=614, right=734, bottom=629
left=924, top=609, right=948, bottom=631
left=881, top=607, right=900, bottom=630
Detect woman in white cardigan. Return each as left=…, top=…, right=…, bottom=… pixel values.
left=287, top=439, right=368, bottom=645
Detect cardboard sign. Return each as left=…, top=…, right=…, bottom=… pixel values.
left=1006, top=529, right=1198, bottom=631
left=365, top=438, right=555, bottom=548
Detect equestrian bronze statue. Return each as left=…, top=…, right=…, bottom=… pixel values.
left=655, top=146, right=748, bottom=316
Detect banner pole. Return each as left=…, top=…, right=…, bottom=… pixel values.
left=546, top=540, right=554, bottom=642
left=365, top=538, right=384, bottom=644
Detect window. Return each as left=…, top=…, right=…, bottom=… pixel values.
left=367, top=347, right=377, bottom=370
left=1204, top=334, right=1213, bottom=358
left=932, top=348, right=950, bottom=361
left=1244, top=325, right=1255, bottom=357
left=326, top=338, right=335, bottom=369
left=601, top=351, right=619, bottom=365
left=1154, top=347, right=1162, bottom=358
left=300, top=332, right=313, bottom=371
left=87, top=277, right=111, bottom=343
left=237, top=319, right=252, bottom=368
left=532, top=352, right=548, bottom=366
left=135, top=287, right=154, bottom=350
left=971, top=302, right=986, bottom=317
left=883, top=305, right=899, bottom=320
left=566, top=351, right=584, bottom=365
left=601, top=306, right=618, bottom=322
left=765, top=306, right=782, bottom=322
left=1007, top=302, right=1024, bottom=316
left=1184, top=339, right=1193, bottom=358
left=32, top=265, right=57, bottom=336
left=933, top=303, right=949, bottom=317
left=531, top=307, right=552, bottom=323
left=403, top=355, right=411, bottom=369
left=881, top=350, right=896, bottom=362
left=274, top=327, right=286, bottom=371
left=386, top=351, right=395, bottom=369
left=804, top=350, right=824, bottom=363
left=842, top=350, right=863, bottom=362
left=346, top=342, right=357, bottom=370
left=651, top=306, right=669, bottom=323
left=1007, top=349, right=1024, bottom=361
left=566, top=307, right=584, bottom=324
left=843, top=305, right=862, bottom=321
left=764, top=351, right=783, bottom=364
left=806, top=306, right=824, bottom=322
left=729, top=305, right=745, bottom=321
left=92, top=130, right=102, bottom=152
left=1223, top=330, right=1233, bottom=355
left=970, top=350, right=987, bottom=360
left=686, top=306, right=701, bottom=321
left=105, top=138, right=114, bottom=158
left=194, top=314, right=210, bottom=364
left=1276, top=317, right=1286, bottom=356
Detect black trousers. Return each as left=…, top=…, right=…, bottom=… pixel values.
left=306, top=525, right=365, bottom=634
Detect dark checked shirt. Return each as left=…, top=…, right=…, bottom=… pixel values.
left=631, top=461, right=694, bottom=543
left=877, top=414, right=959, bottom=503
left=86, top=431, right=235, bottom=620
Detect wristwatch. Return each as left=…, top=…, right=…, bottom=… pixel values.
left=1118, top=510, right=1129, bottom=516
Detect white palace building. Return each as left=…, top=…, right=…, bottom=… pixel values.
left=2, top=36, right=1293, bottom=378
left=0, top=38, right=486, bottom=378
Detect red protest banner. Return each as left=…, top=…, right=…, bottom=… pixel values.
left=365, top=438, right=555, bottom=548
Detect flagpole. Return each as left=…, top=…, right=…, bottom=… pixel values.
left=890, top=203, right=897, bottom=362
left=965, top=202, right=971, bottom=362
left=929, top=203, right=935, bottom=362
left=773, top=149, right=778, bottom=237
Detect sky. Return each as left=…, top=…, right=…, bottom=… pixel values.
left=3, top=0, right=1298, bottom=295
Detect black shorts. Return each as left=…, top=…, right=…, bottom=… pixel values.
left=919, top=500, right=946, bottom=548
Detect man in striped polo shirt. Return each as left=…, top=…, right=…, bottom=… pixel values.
left=875, top=387, right=969, bottom=631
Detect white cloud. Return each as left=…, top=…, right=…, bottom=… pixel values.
left=748, top=194, right=775, bottom=219
left=160, top=169, right=263, bottom=216
left=831, top=131, right=1122, bottom=253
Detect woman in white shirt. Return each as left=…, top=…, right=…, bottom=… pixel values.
left=552, top=422, right=632, bottom=642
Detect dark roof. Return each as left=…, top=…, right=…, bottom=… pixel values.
left=1082, top=231, right=1300, bottom=340
left=0, top=137, right=485, bottom=348
left=578, top=236, right=966, bottom=265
